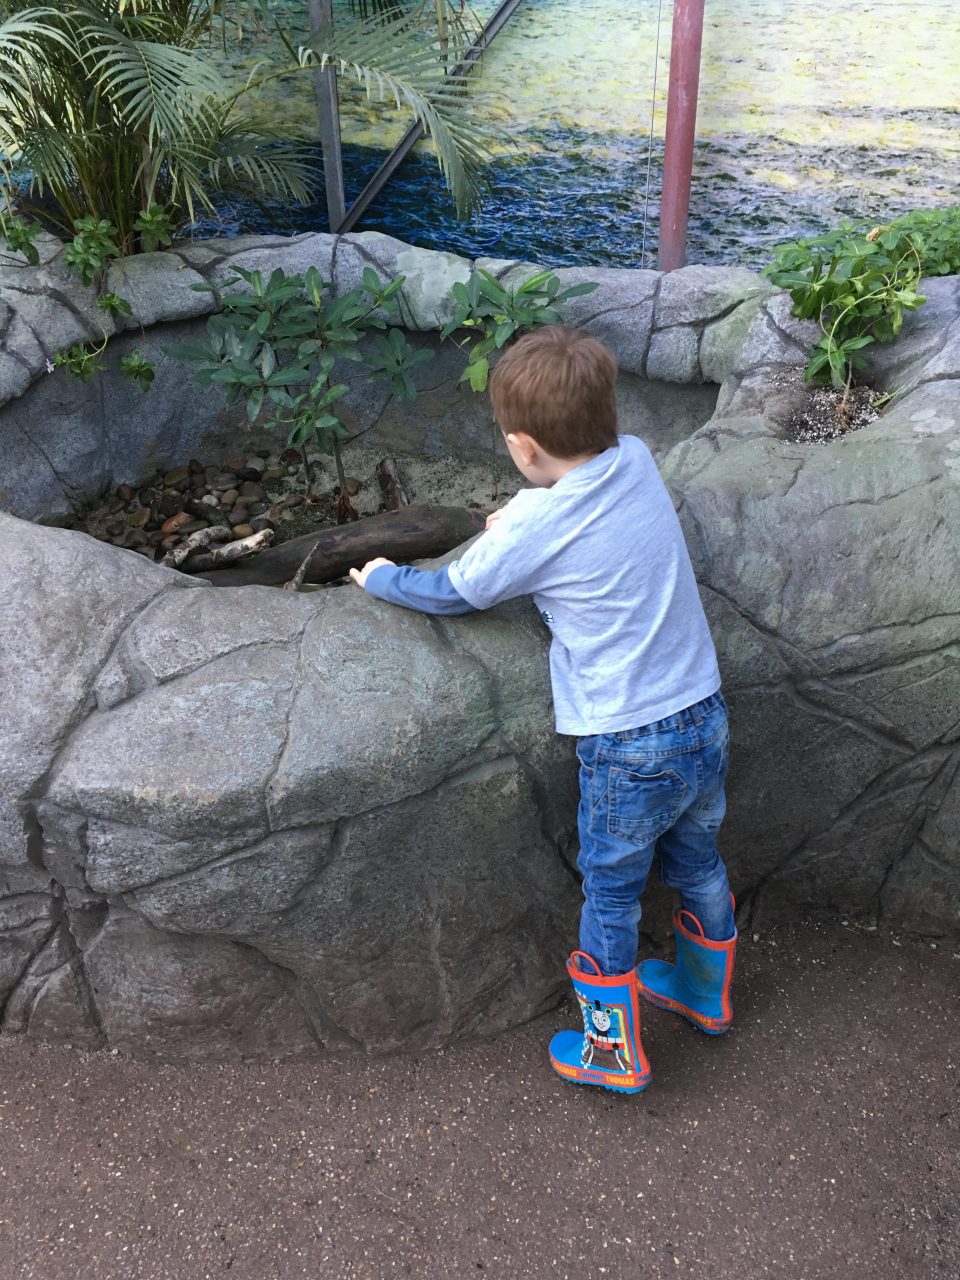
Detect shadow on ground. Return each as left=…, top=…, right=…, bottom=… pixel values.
left=1, top=921, right=957, bottom=1280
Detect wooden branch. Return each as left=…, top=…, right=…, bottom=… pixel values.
left=183, top=529, right=274, bottom=572
left=161, top=525, right=231, bottom=569
left=200, top=504, right=487, bottom=588
left=282, top=538, right=324, bottom=592
left=376, top=457, right=409, bottom=510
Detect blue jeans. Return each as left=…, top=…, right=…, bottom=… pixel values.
left=576, top=691, right=735, bottom=976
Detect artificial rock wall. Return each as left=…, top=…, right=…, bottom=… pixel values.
left=1, top=233, right=959, bottom=1060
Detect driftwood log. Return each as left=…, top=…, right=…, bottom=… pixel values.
left=185, top=529, right=274, bottom=572
left=198, top=505, right=486, bottom=588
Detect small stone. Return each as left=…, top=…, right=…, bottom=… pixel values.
left=105, top=521, right=125, bottom=537
left=138, top=486, right=156, bottom=507
left=248, top=455, right=267, bottom=470
left=227, top=457, right=246, bottom=472
left=247, top=502, right=268, bottom=516
left=123, top=530, right=149, bottom=549
left=160, top=511, right=190, bottom=534
left=147, top=530, right=166, bottom=546
left=160, top=534, right=180, bottom=551
left=238, top=480, right=265, bottom=501
left=254, top=448, right=272, bottom=460
left=231, top=523, right=255, bottom=539
left=127, top=507, right=151, bottom=528
left=212, top=472, right=237, bottom=489
left=221, top=489, right=239, bottom=507
left=235, top=468, right=263, bottom=484
left=286, top=465, right=299, bottom=476
left=261, top=467, right=284, bottom=482
left=158, top=493, right=182, bottom=518
left=250, top=516, right=276, bottom=534
left=200, top=494, right=219, bottom=507
left=179, top=519, right=208, bottom=535
left=163, top=465, right=191, bottom=489
left=228, top=507, right=249, bottom=526
left=117, top=483, right=134, bottom=502
left=343, top=476, right=361, bottom=496
left=280, top=448, right=301, bottom=467
left=188, top=458, right=205, bottom=474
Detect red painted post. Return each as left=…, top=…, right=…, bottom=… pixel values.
left=658, top=0, right=706, bottom=272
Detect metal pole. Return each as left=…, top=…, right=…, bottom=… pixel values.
left=307, top=0, right=347, bottom=231
left=658, top=0, right=705, bottom=272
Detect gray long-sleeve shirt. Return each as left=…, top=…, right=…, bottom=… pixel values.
left=365, top=434, right=720, bottom=737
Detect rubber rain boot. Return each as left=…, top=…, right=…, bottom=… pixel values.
left=638, top=908, right=737, bottom=1035
left=549, top=951, right=652, bottom=1094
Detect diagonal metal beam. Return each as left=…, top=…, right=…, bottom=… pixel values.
left=337, top=0, right=524, bottom=234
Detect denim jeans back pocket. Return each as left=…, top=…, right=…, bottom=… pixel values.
left=607, top=766, right=686, bottom=844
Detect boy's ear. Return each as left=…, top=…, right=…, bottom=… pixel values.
left=506, top=431, right=538, bottom=464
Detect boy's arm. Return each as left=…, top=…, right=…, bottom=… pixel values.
left=350, top=558, right=478, bottom=616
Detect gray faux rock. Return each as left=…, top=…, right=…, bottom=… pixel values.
left=2, top=238, right=960, bottom=1063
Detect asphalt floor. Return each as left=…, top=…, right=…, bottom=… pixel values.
left=1, top=920, right=958, bottom=1280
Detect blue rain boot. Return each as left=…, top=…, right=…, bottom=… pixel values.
left=549, top=951, right=652, bottom=1094
left=638, top=907, right=737, bottom=1035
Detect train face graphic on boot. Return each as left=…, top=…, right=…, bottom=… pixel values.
left=549, top=952, right=652, bottom=1094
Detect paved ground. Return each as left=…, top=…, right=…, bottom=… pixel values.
left=1, top=920, right=958, bottom=1280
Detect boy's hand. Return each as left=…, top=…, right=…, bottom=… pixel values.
left=485, top=509, right=504, bottom=531
left=349, top=557, right=395, bottom=590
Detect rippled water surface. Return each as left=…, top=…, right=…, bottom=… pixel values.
left=216, top=0, right=960, bottom=268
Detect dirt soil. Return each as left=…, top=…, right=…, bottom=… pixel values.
left=1, top=920, right=957, bottom=1280
left=767, top=369, right=882, bottom=445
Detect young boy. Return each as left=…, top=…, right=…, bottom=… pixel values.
left=350, top=325, right=737, bottom=1095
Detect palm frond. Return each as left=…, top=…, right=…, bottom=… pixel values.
left=294, top=12, right=496, bottom=216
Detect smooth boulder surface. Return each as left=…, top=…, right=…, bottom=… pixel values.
left=1, top=245, right=959, bottom=1061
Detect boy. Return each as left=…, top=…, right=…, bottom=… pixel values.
left=350, top=325, right=737, bottom=1095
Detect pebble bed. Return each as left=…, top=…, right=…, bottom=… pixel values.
left=73, top=440, right=523, bottom=572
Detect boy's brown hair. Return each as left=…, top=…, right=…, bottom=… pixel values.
left=489, top=325, right=618, bottom=458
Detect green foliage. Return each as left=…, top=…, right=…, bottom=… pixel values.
left=888, top=206, right=960, bottom=276
left=53, top=342, right=106, bottom=381
left=120, top=350, right=156, bottom=392
left=167, top=264, right=431, bottom=494
left=0, top=0, right=494, bottom=249
left=0, top=208, right=40, bottom=263
left=62, top=217, right=122, bottom=286
left=440, top=269, right=599, bottom=392
left=764, top=205, right=960, bottom=391
left=133, top=203, right=175, bottom=253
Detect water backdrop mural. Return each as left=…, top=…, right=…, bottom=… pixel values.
left=213, top=0, right=959, bottom=268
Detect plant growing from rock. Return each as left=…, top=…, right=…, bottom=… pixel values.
left=169, top=264, right=432, bottom=513
left=762, top=205, right=960, bottom=407
left=439, top=268, right=599, bottom=391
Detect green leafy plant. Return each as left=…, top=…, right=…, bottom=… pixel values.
left=62, top=217, right=122, bottom=286
left=0, top=208, right=41, bottom=263
left=890, top=206, right=960, bottom=276
left=168, top=264, right=432, bottom=508
left=0, top=0, right=495, bottom=249
left=120, top=350, right=156, bottom=392
left=440, top=269, right=600, bottom=392
left=764, top=206, right=960, bottom=402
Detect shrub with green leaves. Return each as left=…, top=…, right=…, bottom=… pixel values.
left=168, top=264, right=432, bottom=504
left=440, top=269, right=599, bottom=392
left=764, top=205, right=959, bottom=394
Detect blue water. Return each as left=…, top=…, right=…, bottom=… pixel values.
left=209, top=0, right=960, bottom=269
